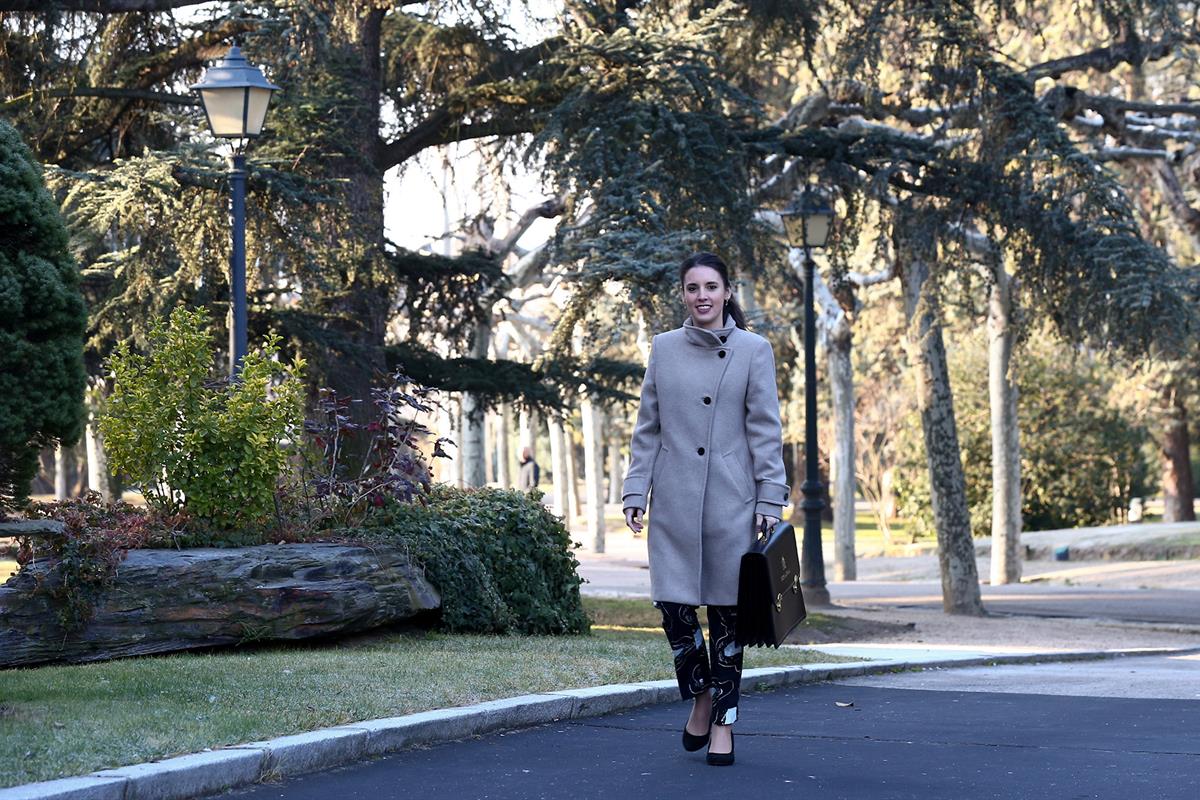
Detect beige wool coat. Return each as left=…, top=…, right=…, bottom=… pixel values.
left=621, top=314, right=790, bottom=606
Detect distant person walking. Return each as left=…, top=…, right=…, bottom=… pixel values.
left=518, top=446, right=540, bottom=492
left=622, top=252, right=789, bottom=766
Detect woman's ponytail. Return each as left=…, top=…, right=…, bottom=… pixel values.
left=723, top=295, right=748, bottom=330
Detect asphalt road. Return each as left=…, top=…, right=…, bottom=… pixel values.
left=222, top=656, right=1200, bottom=800
left=831, top=580, right=1200, bottom=625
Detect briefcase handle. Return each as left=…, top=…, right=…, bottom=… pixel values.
left=756, top=517, right=774, bottom=544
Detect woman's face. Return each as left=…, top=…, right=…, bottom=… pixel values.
left=681, top=265, right=732, bottom=328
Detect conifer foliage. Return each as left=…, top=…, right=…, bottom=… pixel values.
left=0, top=119, right=87, bottom=512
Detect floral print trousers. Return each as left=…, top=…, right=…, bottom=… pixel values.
left=655, top=601, right=743, bottom=725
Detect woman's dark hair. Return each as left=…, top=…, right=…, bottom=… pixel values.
left=678, top=252, right=748, bottom=330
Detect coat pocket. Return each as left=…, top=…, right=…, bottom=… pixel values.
left=651, top=444, right=670, bottom=488
left=721, top=449, right=753, bottom=502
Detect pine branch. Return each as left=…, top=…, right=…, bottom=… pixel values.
left=0, top=1, right=207, bottom=10
left=52, top=19, right=255, bottom=160
left=0, top=87, right=196, bottom=112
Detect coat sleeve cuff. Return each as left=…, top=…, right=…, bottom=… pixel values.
left=756, top=480, right=790, bottom=510
left=755, top=499, right=784, bottom=517
left=622, top=476, right=648, bottom=501
left=622, top=492, right=647, bottom=512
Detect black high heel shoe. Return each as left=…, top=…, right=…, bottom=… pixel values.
left=706, top=729, right=734, bottom=766
left=682, top=726, right=710, bottom=752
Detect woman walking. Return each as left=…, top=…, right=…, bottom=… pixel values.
left=622, top=251, right=790, bottom=766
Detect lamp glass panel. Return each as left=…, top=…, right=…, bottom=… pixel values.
left=200, top=87, right=248, bottom=137
left=244, top=87, right=273, bottom=135
left=804, top=214, right=831, bottom=248
left=781, top=213, right=807, bottom=247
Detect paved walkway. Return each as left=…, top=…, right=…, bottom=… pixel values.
left=831, top=580, right=1200, bottom=625
left=574, top=521, right=1200, bottom=625
left=219, top=652, right=1200, bottom=800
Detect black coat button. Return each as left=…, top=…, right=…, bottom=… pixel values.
left=697, top=447, right=705, bottom=456
left=703, top=396, right=712, bottom=404
left=718, top=350, right=726, bottom=358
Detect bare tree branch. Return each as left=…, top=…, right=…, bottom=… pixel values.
left=1153, top=160, right=1200, bottom=236
left=846, top=264, right=897, bottom=287
left=1093, top=146, right=1170, bottom=161
left=494, top=196, right=565, bottom=263
left=378, top=37, right=564, bottom=171
left=382, top=116, right=540, bottom=167
left=1025, top=35, right=1181, bottom=80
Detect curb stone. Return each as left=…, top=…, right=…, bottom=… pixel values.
left=227, top=729, right=367, bottom=778
left=2, top=646, right=1191, bottom=800
left=91, top=750, right=264, bottom=800
left=0, top=777, right=128, bottom=800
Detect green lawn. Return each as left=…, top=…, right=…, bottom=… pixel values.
left=816, top=512, right=929, bottom=555
left=0, top=597, right=851, bottom=788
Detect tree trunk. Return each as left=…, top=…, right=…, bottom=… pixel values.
left=581, top=397, right=606, bottom=552
left=461, top=321, right=491, bottom=488
left=519, top=406, right=542, bottom=452
left=784, top=441, right=801, bottom=520
left=84, top=407, right=112, bottom=502
left=988, top=269, right=1022, bottom=584
left=901, top=255, right=985, bottom=615
left=566, top=430, right=581, bottom=521
left=54, top=443, right=69, bottom=501
left=828, top=319, right=856, bottom=581
left=316, top=3, right=389, bottom=407
left=548, top=416, right=570, bottom=517
left=606, top=441, right=621, bottom=504
left=880, top=467, right=896, bottom=541
left=461, top=394, right=487, bottom=488
left=0, top=543, right=439, bottom=668
left=1161, top=390, right=1196, bottom=522
left=441, top=398, right=458, bottom=489
left=738, top=276, right=759, bottom=322
left=496, top=402, right=511, bottom=488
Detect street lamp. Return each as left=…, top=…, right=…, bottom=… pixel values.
left=191, top=45, right=279, bottom=374
left=779, top=187, right=835, bottom=607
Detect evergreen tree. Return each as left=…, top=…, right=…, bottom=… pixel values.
left=0, top=118, right=87, bottom=512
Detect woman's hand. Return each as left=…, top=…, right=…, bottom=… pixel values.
left=755, top=513, right=780, bottom=533
left=624, top=507, right=645, bottom=534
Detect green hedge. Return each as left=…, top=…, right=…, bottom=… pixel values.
left=353, top=485, right=589, bottom=635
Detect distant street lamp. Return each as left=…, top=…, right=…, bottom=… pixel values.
left=191, top=45, right=279, bottom=374
left=779, top=187, right=835, bottom=607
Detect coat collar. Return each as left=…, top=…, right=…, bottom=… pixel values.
left=682, top=313, right=736, bottom=349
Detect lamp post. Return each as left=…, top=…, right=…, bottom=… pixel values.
left=779, top=188, right=835, bottom=607
left=191, top=45, right=279, bottom=375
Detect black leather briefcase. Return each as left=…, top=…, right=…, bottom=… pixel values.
left=736, top=521, right=807, bottom=648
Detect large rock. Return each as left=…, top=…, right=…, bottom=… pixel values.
left=0, top=543, right=440, bottom=667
